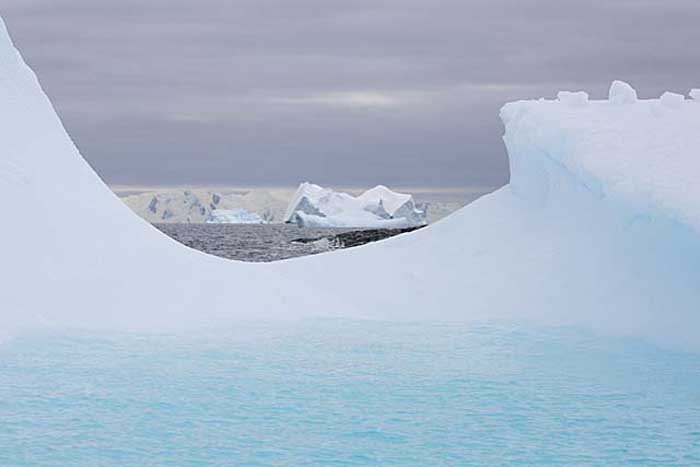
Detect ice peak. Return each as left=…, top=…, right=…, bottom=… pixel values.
left=609, top=80, right=638, bottom=104
left=557, top=91, right=589, bottom=108
left=0, top=17, right=9, bottom=45
left=659, top=91, right=685, bottom=109
left=0, top=17, right=20, bottom=68
left=690, top=89, right=700, bottom=101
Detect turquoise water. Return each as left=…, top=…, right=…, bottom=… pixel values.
left=1, top=320, right=699, bottom=466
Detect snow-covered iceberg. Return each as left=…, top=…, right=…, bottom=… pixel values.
left=0, top=14, right=699, bottom=349
left=207, top=208, right=265, bottom=224
left=284, top=182, right=426, bottom=228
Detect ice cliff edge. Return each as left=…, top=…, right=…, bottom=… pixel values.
left=501, top=81, right=700, bottom=233
left=0, top=17, right=21, bottom=68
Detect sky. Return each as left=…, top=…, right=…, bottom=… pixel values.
left=2, top=0, right=699, bottom=188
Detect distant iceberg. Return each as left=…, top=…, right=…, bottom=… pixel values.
left=284, top=183, right=426, bottom=228
left=207, top=208, right=266, bottom=224
left=120, top=188, right=290, bottom=223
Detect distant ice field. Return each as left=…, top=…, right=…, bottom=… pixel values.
left=112, top=186, right=485, bottom=225
left=1, top=320, right=699, bottom=466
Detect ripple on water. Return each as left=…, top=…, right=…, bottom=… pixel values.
left=0, top=320, right=699, bottom=466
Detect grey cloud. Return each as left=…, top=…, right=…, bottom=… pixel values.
left=1, top=0, right=698, bottom=187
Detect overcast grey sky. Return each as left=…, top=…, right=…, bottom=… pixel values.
left=2, top=1, right=699, bottom=187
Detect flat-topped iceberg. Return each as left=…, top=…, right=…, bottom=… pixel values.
left=284, top=182, right=426, bottom=228
left=502, top=81, right=700, bottom=233
left=0, top=14, right=698, bottom=349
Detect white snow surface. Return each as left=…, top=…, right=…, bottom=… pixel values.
left=207, top=208, right=265, bottom=224
left=0, top=16, right=698, bottom=349
left=284, top=182, right=426, bottom=228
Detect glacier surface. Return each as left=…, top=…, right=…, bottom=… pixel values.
left=120, top=188, right=289, bottom=223
left=0, top=16, right=698, bottom=348
left=206, top=208, right=266, bottom=224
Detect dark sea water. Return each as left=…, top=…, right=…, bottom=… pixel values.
left=154, top=224, right=359, bottom=262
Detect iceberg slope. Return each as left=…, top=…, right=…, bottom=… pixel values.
left=0, top=15, right=699, bottom=348
left=0, top=18, right=352, bottom=331
left=285, top=84, right=700, bottom=346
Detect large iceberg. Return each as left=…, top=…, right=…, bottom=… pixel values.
left=0, top=15, right=699, bottom=349
left=284, top=182, right=426, bottom=228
